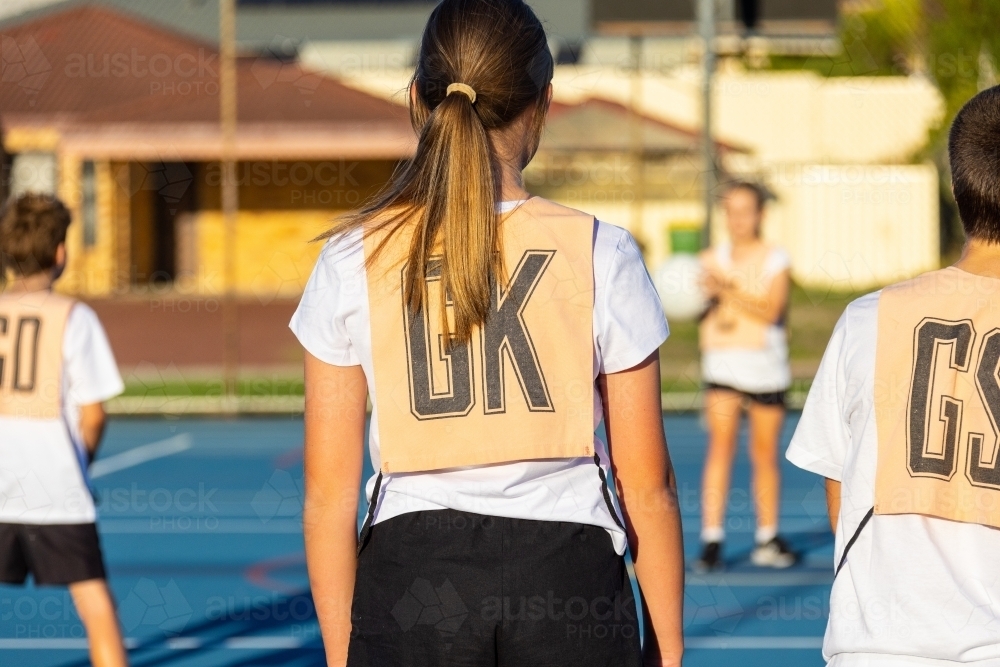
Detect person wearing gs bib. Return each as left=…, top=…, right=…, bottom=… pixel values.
left=291, top=2, right=684, bottom=666
left=788, top=86, right=1000, bottom=665
left=694, top=182, right=798, bottom=572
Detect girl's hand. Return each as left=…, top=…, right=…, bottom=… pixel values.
left=641, top=627, right=684, bottom=667
left=702, top=269, right=729, bottom=297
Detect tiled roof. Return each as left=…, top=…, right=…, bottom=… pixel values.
left=0, top=5, right=409, bottom=126
left=545, top=98, right=745, bottom=154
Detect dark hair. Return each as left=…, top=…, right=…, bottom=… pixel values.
left=725, top=180, right=770, bottom=211
left=0, top=192, right=72, bottom=277
left=320, top=0, right=554, bottom=343
left=949, top=86, right=1000, bottom=243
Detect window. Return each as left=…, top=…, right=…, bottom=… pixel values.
left=81, top=161, right=97, bottom=248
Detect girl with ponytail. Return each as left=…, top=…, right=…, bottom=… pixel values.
left=293, top=1, right=684, bottom=665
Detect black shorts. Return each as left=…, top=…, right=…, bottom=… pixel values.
left=349, top=510, right=641, bottom=667
left=705, top=382, right=787, bottom=407
left=0, top=522, right=107, bottom=586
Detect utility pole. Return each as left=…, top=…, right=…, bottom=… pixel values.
left=628, top=35, right=644, bottom=242
left=220, top=0, right=239, bottom=404
left=698, top=0, right=717, bottom=249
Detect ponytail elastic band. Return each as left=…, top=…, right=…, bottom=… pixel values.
left=446, top=82, right=477, bottom=104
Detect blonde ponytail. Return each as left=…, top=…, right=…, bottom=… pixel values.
left=318, top=0, right=553, bottom=344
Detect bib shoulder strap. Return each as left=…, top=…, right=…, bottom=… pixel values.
left=356, top=472, right=383, bottom=556
left=835, top=506, right=874, bottom=578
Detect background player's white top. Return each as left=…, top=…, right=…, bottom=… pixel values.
left=788, top=292, right=1000, bottom=666
left=0, top=302, right=123, bottom=524
left=701, top=243, right=791, bottom=393
left=290, top=202, right=669, bottom=555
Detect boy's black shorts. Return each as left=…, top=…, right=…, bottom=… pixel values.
left=348, top=509, right=642, bottom=667
left=0, top=522, right=107, bottom=585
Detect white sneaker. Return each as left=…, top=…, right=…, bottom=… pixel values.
left=750, top=536, right=798, bottom=568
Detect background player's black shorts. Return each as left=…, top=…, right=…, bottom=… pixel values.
left=705, top=381, right=787, bottom=407
left=0, top=522, right=107, bottom=585
left=348, top=509, right=642, bottom=667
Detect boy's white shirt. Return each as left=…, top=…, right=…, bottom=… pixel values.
left=0, top=302, right=124, bottom=524
left=290, top=205, right=670, bottom=555
left=787, top=292, right=1000, bottom=666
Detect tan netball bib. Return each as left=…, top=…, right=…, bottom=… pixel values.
left=365, top=197, right=595, bottom=474
left=699, top=246, right=773, bottom=351
left=0, top=290, right=75, bottom=420
left=875, top=267, right=1000, bottom=529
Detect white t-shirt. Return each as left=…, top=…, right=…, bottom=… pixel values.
left=290, top=204, right=669, bottom=555
left=0, top=302, right=124, bottom=525
left=787, top=291, right=1000, bottom=666
left=701, top=243, right=792, bottom=393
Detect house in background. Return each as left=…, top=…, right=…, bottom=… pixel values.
left=0, top=5, right=413, bottom=300
left=1, top=0, right=947, bottom=293
left=528, top=97, right=746, bottom=267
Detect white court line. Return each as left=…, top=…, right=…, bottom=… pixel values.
left=0, top=639, right=90, bottom=649
left=224, top=637, right=304, bottom=649
left=686, top=636, right=823, bottom=649
left=90, top=434, right=193, bottom=479
left=165, top=637, right=202, bottom=650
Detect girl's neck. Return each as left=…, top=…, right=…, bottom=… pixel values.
left=497, top=157, right=531, bottom=203
left=730, top=236, right=763, bottom=251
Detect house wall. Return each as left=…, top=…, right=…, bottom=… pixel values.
left=48, top=156, right=398, bottom=297
left=183, top=159, right=396, bottom=297
left=58, top=157, right=122, bottom=295
left=188, top=209, right=336, bottom=301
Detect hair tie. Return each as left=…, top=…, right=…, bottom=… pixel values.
left=446, top=83, right=477, bottom=104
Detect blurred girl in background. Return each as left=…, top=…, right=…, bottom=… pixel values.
left=694, top=182, right=797, bottom=572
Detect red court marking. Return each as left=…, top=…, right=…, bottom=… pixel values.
left=244, top=552, right=307, bottom=595
left=274, top=445, right=304, bottom=469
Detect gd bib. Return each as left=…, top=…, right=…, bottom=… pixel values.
left=0, top=290, right=75, bottom=420
left=875, top=267, right=1000, bottom=528
left=365, top=197, right=595, bottom=474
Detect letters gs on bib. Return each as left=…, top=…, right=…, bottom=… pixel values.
left=403, top=250, right=556, bottom=419
left=907, top=317, right=1000, bottom=489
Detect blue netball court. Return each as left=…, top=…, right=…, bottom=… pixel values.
left=0, top=414, right=832, bottom=666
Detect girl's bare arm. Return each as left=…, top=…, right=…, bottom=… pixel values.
left=599, top=351, right=684, bottom=667
left=302, top=352, right=368, bottom=666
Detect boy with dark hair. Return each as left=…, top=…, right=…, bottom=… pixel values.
left=787, top=86, right=1000, bottom=665
left=0, top=193, right=128, bottom=666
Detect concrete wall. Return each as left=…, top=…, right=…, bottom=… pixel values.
left=746, top=164, right=940, bottom=290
